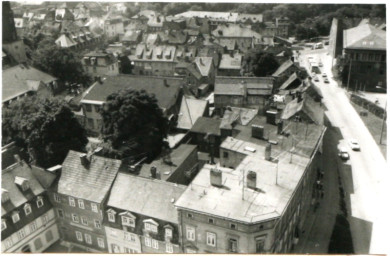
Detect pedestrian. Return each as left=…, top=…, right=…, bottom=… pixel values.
left=320, top=171, right=324, bottom=179
left=321, top=189, right=324, bottom=199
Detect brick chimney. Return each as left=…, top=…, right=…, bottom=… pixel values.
left=80, top=153, right=89, bottom=167
left=150, top=166, right=157, bottom=178
left=210, top=168, right=222, bottom=187
left=265, top=143, right=271, bottom=161
left=247, top=171, right=257, bottom=189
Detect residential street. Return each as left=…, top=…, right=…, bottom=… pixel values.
left=298, top=48, right=389, bottom=254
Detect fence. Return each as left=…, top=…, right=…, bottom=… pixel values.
left=350, top=93, right=386, bottom=119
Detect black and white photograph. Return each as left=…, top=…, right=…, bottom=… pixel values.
left=1, top=1, right=388, bottom=254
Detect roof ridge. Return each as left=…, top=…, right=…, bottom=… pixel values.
left=117, top=172, right=187, bottom=189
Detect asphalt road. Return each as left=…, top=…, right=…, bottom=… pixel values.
left=298, top=48, right=389, bottom=254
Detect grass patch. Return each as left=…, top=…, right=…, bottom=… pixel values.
left=328, top=214, right=354, bottom=253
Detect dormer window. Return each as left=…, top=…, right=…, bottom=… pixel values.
left=24, top=203, right=32, bottom=215
left=78, top=199, right=85, bottom=209
left=69, top=197, right=75, bottom=207
left=1, top=189, right=10, bottom=203
left=144, top=219, right=158, bottom=232
left=1, top=219, right=6, bottom=231
left=36, top=196, right=44, bottom=208
left=107, top=209, right=116, bottom=222
left=165, top=225, right=173, bottom=238
left=12, top=212, right=20, bottom=223
left=15, top=176, right=29, bottom=191
left=119, top=211, right=136, bottom=227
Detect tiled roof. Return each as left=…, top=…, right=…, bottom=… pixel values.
left=58, top=150, right=121, bottom=203
left=107, top=173, right=186, bottom=223
left=139, top=144, right=197, bottom=181
left=216, top=38, right=236, bottom=51
left=175, top=11, right=238, bottom=23
left=220, top=107, right=258, bottom=129
left=177, top=97, right=208, bottom=130
left=272, top=59, right=294, bottom=76
left=194, top=57, right=213, bottom=77
left=55, top=34, right=77, bottom=48
left=190, top=117, right=221, bottom=136
left=215, top=76, right=274, bottom=96
left=2, top=162, right=46, bottom=216
left=343, top=24, right=386, bottom=50
left=279, top=73, right=301, bottom=90
left=219, top=53, right=242, bottom=70
left=212, top=24, right=261, bottom=39
left=130, top=44, right=177, bottom=63
left=281, top=95, right=324, bottom=125
left=237, top=13, right=263, bottom=23
left=122, top=30, right=141, bottom=42
left=2, top=65, right=57, bottom=102
left=81, top=75, right=183, bottom=111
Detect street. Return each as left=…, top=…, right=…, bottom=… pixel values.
left=297, top=48, right=389, bottom=254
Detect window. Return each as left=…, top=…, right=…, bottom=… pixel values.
left=166, top=243, right=173, bottom=253
left=46, top=230, right=54, bottom=242
left=34, top=237, right=43, bottom=250
left=91, top=203, right=98, bottom=213
left=42, top=214, right=48, bottom=224
left=58, top=209, right=64, bottom=218
left=69, top=197, right=75, bottom=207
left=122, top=216, right=135, bottom=227
left=125, top=248, right=137, bottom=253
left=186, top=226, right=195, bottom=241
left=30, top=221, right=38, bottom=232
left=78, top=199, right=85, bottom=209
left=17, top=229, right=26, bottom=240
left=228, top=238, right=238, bottom=252
left=152, top=239, right=159, bottom=249
left=206, top=232, right=216, bottom=247
left=76, top=231, right=83, bottom=241
left=187, top=213, right=193, bottom=219
left=94, top=105, right=100, bottom=113
left=230, top=223, right=237, bottom=230
left=145, top=222, right=158, bottom=232
left=165, top=228, right=173, bottom=238
left=223, top=151, right=229, bottom=158
left=4, top=238, right=13, bottom=249
left=1, top=219, right=6, bottom=231
left=255, top=236, right=266, bottom=253
left=87, top=118, right=95, bottom=129
left=97, top=237, right=105, bottom=248
left=94, top=220, right=101, bottom=229
left=54, top=194, right=61, bottom=203
left=12, top=212, right=20, bottom=223
left=81, top=216, right=88, bottom=226
left=72, top=214, right=79, bottom=223
left=107, top=209, right=116, bottom=222
left=85, top=234, right=92, bottom=244
left=145, top=237, right=151, bottom=247
left=85, top=104, right=92, bottom=112
left=124, top=232, right=136, bottom=242
left=24, top=203, right=32, bottom=215
left=208, top=218, right=215, bottom=224
left=36, top=196, right=44, bottom=208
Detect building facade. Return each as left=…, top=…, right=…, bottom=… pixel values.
left=82, top=51, right=119, bottom=77
left=51, top=150, right=121, bottom=252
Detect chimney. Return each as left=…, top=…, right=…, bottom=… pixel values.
left=150, top=166, right=157, bottom=178
left=47, top=165, right=62, bottom=174
left=266, top=110, right=278, bottom=125
left=163, top=79, right=169, bottom=87
left=155, top=170, right=161, bottom=180
left=79, top=153, right=89, bottom=166
left=277, top=121, right=284, bottom=134
left=199, top=57, right=204, bottom=66
left=265, top=143, right=272, bottom=161
left=13, top=154, right=23, bottom=166
left=210, top=168, right=222, bottom=187
left=251, top=125, right=264, bottom=139
left=247, top=171, right=257, bottom=189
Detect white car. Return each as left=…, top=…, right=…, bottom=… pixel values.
left=322, top=73, right=327, bottom=78
left=349, top=139, right=360, bottom=151
left=314, top=76, right=319, bottom=82
left=338, top=147, right=350, bottom=160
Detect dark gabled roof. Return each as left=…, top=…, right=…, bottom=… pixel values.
left=190, top=117, right=221, bottom=136
left=31, top=167, right=58, bottom=189
left=107, top=173, right=186, bottom=223
left=272, top=59, right=295, bottom=77
left=215, top=76, right=274, bottom=96
left=58, top=150, right=121, bottom=203
left=279, top=73, right=301, bottom=90
left=281, top=95, right=323, bottom=125
left=2, top=162, right=45, bottom=216
left=122, top=30, right=142, bottom=42
left=81, top=75, right=183, bottom=111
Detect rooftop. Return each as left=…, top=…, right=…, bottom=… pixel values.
left=219, top=53, right=242, bottom=70
left=177, top=97, right=208, bottom=130
left=343, top=23, right=386, bottom=50
left=215, top=76, right=274, bottom=96
left=107, top=173, right=186, bottom=223
left=212, top=24, right=262, bottom=39
left=175, top=11, right=238, bottom=23
left=58, top=150, right=121, bottom=203
left=272, top=59, right=295, bottom=77
left=281, top=95, right=324, bottom=125
left=190, top=117, right=222, bottom=136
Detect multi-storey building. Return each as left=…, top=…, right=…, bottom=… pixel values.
left=82, top=51, right=119, bottom=77
left=1, top=160, right=60, bottom=253
left=80, top=75, right=183, bottom=136
left=342, top=23, right=386, bottom=91
left=50, top=150, right=121, bottom=252
left=175, top=121, right=326, bottom=253
left=104, top=173, right=186, bottom=253
left=104, top=17, right=124, bottom=39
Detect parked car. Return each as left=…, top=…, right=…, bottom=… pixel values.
left=349, top=139, right=360, bottom=151
left=322, top=73, right=327, bottom=78
left=319, top=62, right=323, bottom=67
left=324, top=78, right=329, bottom=83
left=314, top=76, right=319, bottom=82
left=338, top=147, right=350, bottom=160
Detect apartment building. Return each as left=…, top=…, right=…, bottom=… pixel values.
left=50, top=150, right=121, bottom=252
left=104, top=173, right=186, bottom=253
left=82, top=51, right=119, bottom=77
left=1, top=160, right=59, bottom=253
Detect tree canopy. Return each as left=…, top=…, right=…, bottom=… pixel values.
left=100, top=89, right=169, bottom=161
left=31, top=37, right=91, bottom=86
left=243, top=50, right=280, bottom=77
left=2, top=96, right=88, bottom=168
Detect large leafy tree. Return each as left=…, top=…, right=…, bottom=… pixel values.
left=2, top=96, right=88, bottom=168
left=243, top=50, right=280, bottom=77
left=100, top=89, right=169, bottom=161
left=31, top=37, right=91, bottom=86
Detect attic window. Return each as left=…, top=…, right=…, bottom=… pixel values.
left=1, top=189, right=10, bottom=203
left=1, top=219, right=6, bottom=231
left=369, top=41, right=374, bottom=45
left=165, top=227, right=173, bottom=238
left=36, top=196, right=44, bottom=208
left=107, top=209, right=117, bottom=223
left=362, top=41, right=367, bottom=45
left=144, top=219, right=159, bottom=232
left=14, top=176, right=29, bottom=191
left=12, top=212, right=20, bottom=223
left=24, top=203, right=32, bottom=215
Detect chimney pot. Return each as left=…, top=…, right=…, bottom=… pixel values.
left=210, top=168, right=222, bottom=187
left=150, top=166, right=157, bottom=178
left=80, top=153, right=89, bottom=166
left=265, top=143, right=272, bottom=161
left=247, top=170, right=257, bottom=189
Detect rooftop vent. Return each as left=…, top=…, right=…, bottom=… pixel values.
left=47, top=165, right=62, bottom=173
left=251, top=125, right=264, bottom=140
left=265, top=143, right=272, bottom=161
left=79, top=153, right=89, bottom=167
left=210, top=168, right=222, bottom=187
left=247, top=170, right=257, bottom=189
left=14, top=176, right=29, bottom=192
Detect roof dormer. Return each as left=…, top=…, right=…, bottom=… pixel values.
left=14, top=176, right=29, bottom=192
left=1, top=189, right=10, bottom=203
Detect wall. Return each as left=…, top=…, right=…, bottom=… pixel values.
left=2, top=40, right=27, bottom=63
left=84, top=61, right=119, bottom=77
left=166, top=146, right=199, bottom=185
left=104, top=226, right=142, bottom=253
left=82, top=102, right=102, bottom=136
left=219, top=148, right=247, bottom=169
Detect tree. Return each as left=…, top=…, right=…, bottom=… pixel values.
left=244, top=50, right=280, bottom=77
left=2, top=96, right=88, bottom=168
left=100, top=89, right=169, bottom=161
left=31, top=37, right=91, bottom=86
